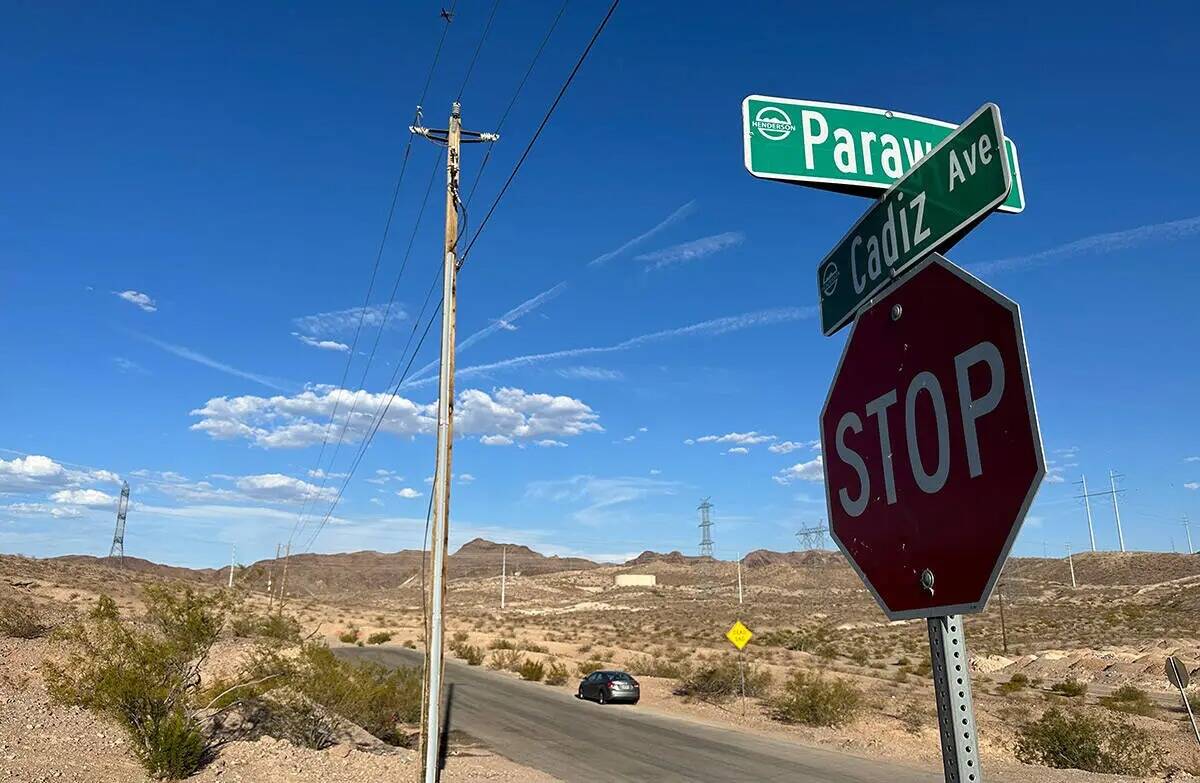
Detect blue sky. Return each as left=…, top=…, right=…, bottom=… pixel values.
left=2, top=1, right=1197, bottom=568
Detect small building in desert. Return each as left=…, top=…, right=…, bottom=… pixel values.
left=614, top=573, right=656, bottom=587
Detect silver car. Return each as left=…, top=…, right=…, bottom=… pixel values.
left=577, top=670, right=640, bottom=704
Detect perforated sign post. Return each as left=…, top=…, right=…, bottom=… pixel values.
left=820, top=254, right=1045, bottom=782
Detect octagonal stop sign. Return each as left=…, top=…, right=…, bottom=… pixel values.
left=820, top=254, right=1045, bottom=620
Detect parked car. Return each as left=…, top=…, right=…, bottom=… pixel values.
left=577, top=670, right=640, bottom=704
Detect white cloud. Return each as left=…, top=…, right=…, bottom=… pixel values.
left=113, top=357, right=148, bottom=374
left=191, top=386, right=601, bottom=449
left=407, top=307, right=816, bottom=388
left=0, top=454, right=119, bottom=493
left=292, top=333, right=350, bottom=352
left=115, top=290, right=157, bottom=312
left=773, top=457, right=824, bottom=485
left=590, top=200, right=697, bottom=266
left=768, top=440, right=819, bottom=454
left=292, top=303, right=407, bottom=336
left=50, top=488, right=117, bottom=508
left=307, top=468, right=347, bottom=480
left=623, top=435, right=636, bottom=442
left=0, top=502, right=82, bottom=519
left=481, top=435, right=514, bottom=446
left=234, top=474, right=334, bottom=503
left=725, top=447, right=749, bottom=455
left=649, top=469, right=661, bottom=475
left=695, top=431, right=776, bottom=446
left=634, top=231, right=744, bottom=270
left=1045, top=473, right=1066, bottom=484
left=556, top=366, right=624, bottom=381
left=525, top=475, right=682, bottom=524
left=459, top=474, right=475, bottom=484
left=396, top=488, right=422, bottom=499
left=638, top=427, right=648, bottom=433
left=970, top=215, right=1200, bottom=276
left=1186, top=457, right=1200, bottom=463
left=369, top=497, right=384, bottom=506
left=130, top=331, right=288, bottom=391
left=536, top=439, right=567, bottom=448
left=1186, top=482, right=1200, bottom=491
left=683, top=439, right=695, bottom=446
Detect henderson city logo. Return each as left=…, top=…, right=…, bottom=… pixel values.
left=753, top=106, right=794, bottom=141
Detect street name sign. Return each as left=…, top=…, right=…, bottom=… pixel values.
left=742, top=95, right=1025, bottom=213
left=820, top=254, right=1045, bottom=620
left=815, top=103, right=1012, bottom=336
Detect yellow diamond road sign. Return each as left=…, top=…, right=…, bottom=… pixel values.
left=726, top=620, right=753, bottom=650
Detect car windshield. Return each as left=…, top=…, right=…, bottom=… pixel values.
left=608, top=673, right=633, bottom=681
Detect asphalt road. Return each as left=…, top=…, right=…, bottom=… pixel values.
left=340, top=646, right=940, bottom=783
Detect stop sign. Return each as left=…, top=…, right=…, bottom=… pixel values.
left=820, top=254, right=1045, bottom=620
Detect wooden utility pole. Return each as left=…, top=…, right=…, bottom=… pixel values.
left=266, top=543, right=280, bottom=612
left=412, top=102, right=497, bottom=783
left=501, top=545, right=507, bottom=609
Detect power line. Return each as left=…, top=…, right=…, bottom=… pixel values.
left=457, top=0, right=502, bottom=101
left=458, top=0, right=619, bottom=268
left=464, top=0, right=569, bottom=207
left=289, top=7, right=459, bottom=550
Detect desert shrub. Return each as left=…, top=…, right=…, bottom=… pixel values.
left=674, top=659, right=772, bottom=703
left=1015, top=707, right=1157, bottom=775
left=521, top=641, right=550, bottom=654
left=1050, top=677, right=1088, bottom=697
left=849, top=648, right=869, bottom=666
left=576, top=643, right=593, bottom=654
left=338, top=629, right=359, bottom=644
left=451, top=631, right=469, bottom=645
left=624, top=654, right=692, bottom=679
left=292, top=644, right=419, bottom=746
left=758, top=627, right=833, bottom=653
left=451, top=642, right=484, bottom=665
left=998, top=673, right=1030, bottom=695
left=366, top=631, right=393, bottom=645
left=42, top=588, right=230, bottom=779
left=489, top=637, right=517, bottom=651
left=0, top=601, right=48, bottom=639
left=769, top=671, right=862, bottom=727
left=489, top=648, right=522, bottom=672
left=518, top=658, right=545, bottom=682
left=577, top=659, right=605, bottom=677
left=1099, top=685, right=1155, bottom=717
left=1188, top=690, right=1200, bottom=712
left=544, top=661, right=569, bottom=685
left=899, top=701, right=924, bottom=734
left=230, top=611, right=301, bottom=642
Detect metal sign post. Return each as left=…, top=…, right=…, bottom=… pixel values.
left=929, top=615, right=981, bottom=782
left=1167, top=656, right=1200, bottom=747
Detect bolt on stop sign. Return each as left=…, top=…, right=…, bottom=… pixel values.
left=820, top=254, right=1045, bottom=620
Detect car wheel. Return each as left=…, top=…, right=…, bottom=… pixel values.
left=631, top=698, right=640, bottom=705
left=598, top=689, right=608, bottom=705
left=576, top=689, right=584, bottom=700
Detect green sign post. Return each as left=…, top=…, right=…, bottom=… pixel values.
left=742, top=96, right=1025, bottom=214
left=816, top=103, right=1012, bottom=335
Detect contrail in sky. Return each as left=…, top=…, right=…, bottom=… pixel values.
left=405, top=306, right=816, bottom=387
left=589, top=200, right=698, bottom=266
left=128, top=331, right=290, bottom=391
left=969, top=215, right=1200, bottom=276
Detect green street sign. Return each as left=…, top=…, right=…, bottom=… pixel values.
left=742, top=96, right=1025, bottom=214
left=816, top=103, right=1012, bottom=336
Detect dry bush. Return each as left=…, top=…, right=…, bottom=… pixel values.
left=338, top=629, right=359, bottom=644
left=997, top=673, right=1030, bottom=695
left=1015, top=707, right=1157, bottom=775
left=489, top=637, right=518, bottom=651
left=1050, top=677, right=1088, bottom=697
left=623, top=653, right=691, bottom=679
left=674, top=659, right=771, bottom=703
left=0, top=601, right=48, bottom=639
left=229, top=611, right=301, bottom=642
left=770, top=671, right=862, bottom=727
left=577, top=659, right=604, bottom=677
left=1099, top=685, right=1155, bottom=717
left=521, top=640, right=550, bottom=654
left=366, top=631, right=393, bottom=645
left=544, top=661, right=569, bottom=685
left=489, top=648, right=522, bottom=672
left=518, top=659, right=545, bottom=682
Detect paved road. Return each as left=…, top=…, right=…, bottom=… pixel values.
left=340, top=647, right=940, bottom=783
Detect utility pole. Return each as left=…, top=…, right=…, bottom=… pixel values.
left=267, top=543, right=280, bottom=612
left=1074, top=477, right=1097, bottom=552
left=412, top=102, right=497, bottom=783
left=997, top=582, right=1009, bottom=654
left=736, top=552, right=743, bottom=605
left=276, top=541, right=292, bottom=609
left=500, top=545, right=507, bottom=609
left=1066, top=543, right=1076, bottom=589
left=1184, top=516, right=1194, bottom=555
left=228, top=545, right=236, bottom=589
left=1109, top=470, right=1126, bottom=552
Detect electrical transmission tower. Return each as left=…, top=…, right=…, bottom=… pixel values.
left=1184, top=515, right=1194, bottom=555
left=697, top=498, right=714, bottom=557
left=796, top=523, right=827, bottom=551
left=109, top=481, right=130, bottom=563
left=1075, top=471, right=1127, bottom=552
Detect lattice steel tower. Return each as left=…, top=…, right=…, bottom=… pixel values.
left=796, top=523, right=827, bottom=550
left=109, top=481, right=130, bottom=563
left=697, top=497, right=714, bottom=557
